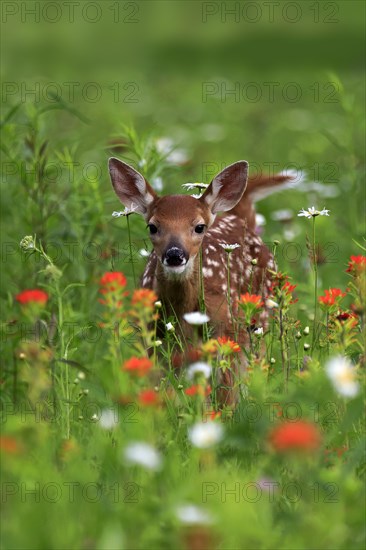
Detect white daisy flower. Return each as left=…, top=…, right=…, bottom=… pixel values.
left=186, top=362, right=212, bottom=381
left=112, top=205, right=138, bottom=217
left=123, top=442, right=162, bottom=471
left=181, top=182, right=209, bottom=191
left=175, top=504, right=213, bottom=525
left=166, top=322, right=175, bottom=332
left=254, top=327, right=264, bottom=336
left=139, top=248, right=151, bottom=257
left=298, top=206, right=330, bottom=218
left=219, top=243, right=241, bottom=252
left=183, top=311, right=210, bottom=325
left=188, top=422, right=224, bottom=449
left=99, top=409, right=119, bottom=430
left=325, top=356, right=359, bottom=398
left=266, top=299, right=278, bottom=309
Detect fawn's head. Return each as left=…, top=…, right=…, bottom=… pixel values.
left=109, top=158, right=248, bottom=277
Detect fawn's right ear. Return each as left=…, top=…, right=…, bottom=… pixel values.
left=108, top=157, right=157, bottom=217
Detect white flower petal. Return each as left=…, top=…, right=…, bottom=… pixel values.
left=123, top=442, right=162, bottom=471
left=183, top=311, right=210, bottom=325
left=325, top=356, right=359, bottom=398
left=175, top=504, right=214, bottom=525
left=186, top=362, right=212, bottom=381
left=188, top=422, right=224, bottom=449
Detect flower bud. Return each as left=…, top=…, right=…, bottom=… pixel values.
left=303, top=326, right=310, bottom=336
left=303, top=343, right=310, bottom=350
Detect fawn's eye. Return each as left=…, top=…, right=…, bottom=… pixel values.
left=147, top=224, right=158, bottom=235
left=195, top=224, right=206, bottom=234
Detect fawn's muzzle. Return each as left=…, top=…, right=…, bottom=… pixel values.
left=163, top=246, right=187, bottom=267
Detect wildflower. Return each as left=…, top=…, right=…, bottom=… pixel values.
left=283, top=281, right=297, bottom=295
left=251, top=258, right=258, bottom=265
left=153, top=339, right=163, bottom=347
left=77, top=371, right=86, bottom=380
left=185, top=384, right=211, bottom=397
left=304, top=343, right=310, bottom=351
left=266, top=299, right=278, bottom=309
left=254, top=327, right=264, bottom=337
left=188, top=421, right=224, bottom=448
left=303, top=326, right=310, bottom=335
left=139, top=389, right=159, bottom=406
left=154, top=300, right=162, bottom=308
left=112, top=205, right=138, bottom=217
left=99, top=409, right=119, bottom=430
left=298, top=206, right=330, bottom=218
left=181, top=182, right=209, bottom=191
left=270, top=358, right=276, bottom=364
left=166, top=322, right=175, bottom=332
left=318, top=288, right=346, bottom=307
left=122, top=357, right=153, bottom=377
left=175, top=504, right=213, bottom=525
left=139, top=248, right=151, bottom=257
left=269, top=420, right=321, bottom=452
left=346, top=255, right=366, bottom=274
left=238, top=293, right=263, bottom=308
left=123, top=442, right=162, bottom=471
left=219, top=243, right=240, bottom=253
left=99, top=272, right=127, bottom=292
left=19, top=235, right=35, bottom=250
left=186, top=362, right=212, bottom=381
left=183, top=312, right=210, bottom=325
left=325, top=356, right=359, bottom=398
left=16, top=289, right=48, bottom=305
left=131, top=288, right=157, bottom=308
left=217, top=336, right=240, bottom=354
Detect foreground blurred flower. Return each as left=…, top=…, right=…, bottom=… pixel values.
left=0, top=436, right=21, bottom=454
left=99, top=409, right=119, bottom=430
left=183, top=312, right=210, bottom=325
left=188, top=422, right=224, bottom=448
left=122, top=357, right=153, bottom=377
left=325, top=356, right=359, bottom=398
left=298, top=206, right=330, bottom=218
left=138, top=389, right=160, bottom=406
left=99, top=271, right=127, bottom=292
left=123, top=442, right=162, bottom=470
left=16, top=289, right=48, bottom=305
left=269, top=420, right=321, bottom=452
left=185, top=384, right=211, bottom=397
left=186, top=362, right=212, bottom=381
left=175, top=504, right=213, bottom=525
left=131, top=288, right=157, bottom=308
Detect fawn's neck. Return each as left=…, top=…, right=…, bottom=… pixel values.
left=156, top=255, right=201, bottom=321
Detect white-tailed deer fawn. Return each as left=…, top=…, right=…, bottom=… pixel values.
left=109, top=157, right=295, bottom=404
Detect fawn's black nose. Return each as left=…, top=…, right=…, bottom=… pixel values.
left=164, top=247, right=186, bottom=266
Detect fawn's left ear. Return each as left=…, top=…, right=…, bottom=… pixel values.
left=200, top=161, right=249, bottom=214
left=108, top=157, right=157, bottom=217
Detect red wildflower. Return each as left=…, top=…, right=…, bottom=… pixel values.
left=217, top=336, right=241, bottom=353
left=283, top=281, right=297, bottom=294
left=16, top=289, right=48, bottom=305
left=122, top=357, right=153, bottom=377
left=336, top=311, right=358, bottom=327
left=138, top=389, right=159, bottom=406
left=99, top=272, right=127, bottom=293
left=269, top=420, right=321, bottom=452
left=319, top=288, right=346, bottom=307
left=131, top=288, right=158, bottom=308
left=185, top=384, right=211, bottom=397
left=238, top=293, right=264, bottom=308
left=346, top=255, right=366, bottom=274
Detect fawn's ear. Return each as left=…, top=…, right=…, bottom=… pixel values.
left=200, top=161, right=248, bottom=214
left=108, top=157, right=157, bottom=217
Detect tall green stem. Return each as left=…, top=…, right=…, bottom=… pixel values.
left=126, top=215, right=136, bottom=287
left=311, top=217, right=318, bottom=352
